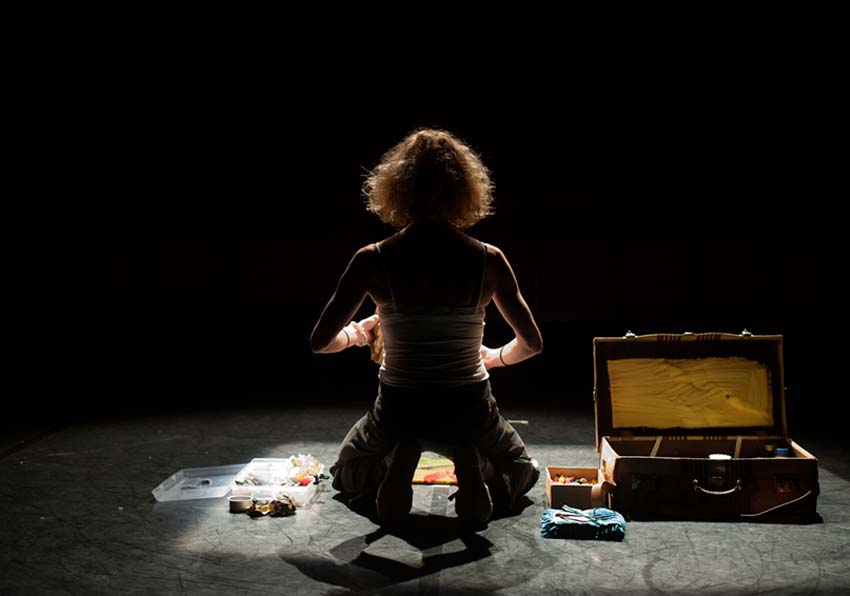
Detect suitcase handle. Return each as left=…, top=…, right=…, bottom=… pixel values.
left=692, top=479, right=742, bottom=495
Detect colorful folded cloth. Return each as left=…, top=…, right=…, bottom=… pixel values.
left=541, top=505, right=626, bottom=541
left=412, top=455, right=458, bottom=485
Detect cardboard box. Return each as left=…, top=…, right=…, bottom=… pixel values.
left=546, top=466, right=601, bottom=509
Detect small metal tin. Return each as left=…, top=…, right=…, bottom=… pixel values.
left=228, top=495, right=253, bottom=513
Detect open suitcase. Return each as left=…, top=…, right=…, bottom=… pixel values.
left=595, top=332, right=819, bottom=520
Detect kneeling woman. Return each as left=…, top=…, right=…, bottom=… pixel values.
left=310, top=128, right=542, bottom=526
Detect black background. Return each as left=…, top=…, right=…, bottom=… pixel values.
left=24, top=46, right=844, bottom=439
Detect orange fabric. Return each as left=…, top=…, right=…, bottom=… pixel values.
left=412, top=456, right=458, bottom=485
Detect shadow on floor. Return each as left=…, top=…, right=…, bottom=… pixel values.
left=277, top=521, right=548, bottom=595
left=276, top=491, right=544, bottom=593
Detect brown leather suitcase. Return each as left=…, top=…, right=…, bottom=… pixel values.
left=595, top=332, right=819, bottom=520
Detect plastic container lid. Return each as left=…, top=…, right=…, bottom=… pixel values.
left=152, top=464, right=246, bottom=502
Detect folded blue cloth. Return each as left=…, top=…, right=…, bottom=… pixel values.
left=541, top=505, right=626, bottom=541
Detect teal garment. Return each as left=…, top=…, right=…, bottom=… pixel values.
left=541, top=505, right=626, bottom=541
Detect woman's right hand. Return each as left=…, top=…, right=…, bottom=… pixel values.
left=360, top=313, right=379, bottom=337
left=349, top=314, right=380, bottom=347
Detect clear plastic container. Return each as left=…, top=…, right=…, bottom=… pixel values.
left=152, top=464, right=246, bottom=502
left=229, top=458, right=322, bottom=507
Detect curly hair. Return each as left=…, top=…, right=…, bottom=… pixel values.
left=362, top=128, right=494, bottom=230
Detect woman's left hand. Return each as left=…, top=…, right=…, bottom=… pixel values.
left=480, top=344, right=503, bottom=370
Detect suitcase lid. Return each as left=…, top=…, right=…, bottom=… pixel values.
left=593, top=332, right=786, bottom=449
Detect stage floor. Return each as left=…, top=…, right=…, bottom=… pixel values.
left=2, top=400, right=849, bottom=595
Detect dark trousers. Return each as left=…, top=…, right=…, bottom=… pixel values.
left=329, top=379, right=536, bottom=513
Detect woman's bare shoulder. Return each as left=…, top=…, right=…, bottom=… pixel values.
left=476, top=239, right=503, bottom=261
left=373, top=230, right=405, bottom=250
left=344, top=242, right=386, bottom=278
left=357, top=234, right=399, bottom=268
left=360, top=231, right=401, bottom=254
left=352, top=242, right=378, bottom=258
left=481, top=240, right=520, bottom=290
left=480, top=239, right=498, bottom=251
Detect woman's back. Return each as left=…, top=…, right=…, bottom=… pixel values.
left=372, top=221, right=493, bottom=388
left=369, top=220, right=494, bottom=310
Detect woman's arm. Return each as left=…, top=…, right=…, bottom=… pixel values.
left=309, top=247, right=378, bottom=354
left=482, top=245, right=543, bottom=369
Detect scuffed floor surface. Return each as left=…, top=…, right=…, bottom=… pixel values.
left=1, top=402, right=849, bottom=595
